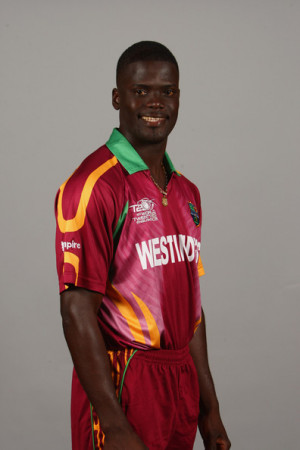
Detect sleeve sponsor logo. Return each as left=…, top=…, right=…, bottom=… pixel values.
left=135, top=234, right=201, bottom=270
left=129, top=198, right=158, bottom=224
left=61, top=240, right=81, bottom=252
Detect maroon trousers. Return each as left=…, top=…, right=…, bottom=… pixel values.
left=71, top=346, right=200, bottom=450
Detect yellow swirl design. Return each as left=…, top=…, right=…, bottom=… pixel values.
left=57, top=156, right=118, bottom=233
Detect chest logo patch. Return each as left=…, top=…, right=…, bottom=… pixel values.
left=188, top=202, right=200, bottom=227
left=130, top=198, right=158, bottom=224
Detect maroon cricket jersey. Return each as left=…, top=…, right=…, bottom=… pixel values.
left=55, top=129, right=204, bottom=350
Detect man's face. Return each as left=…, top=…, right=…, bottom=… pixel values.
left=112, top=60, right=180, bottom=149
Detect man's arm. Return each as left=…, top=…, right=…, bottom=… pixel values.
left=189, top=308, right=231, bottom=450
left=60, top=287, right=147, bottom=450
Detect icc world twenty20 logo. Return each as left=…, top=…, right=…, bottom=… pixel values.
left=130, top=198, right=158, bottom=224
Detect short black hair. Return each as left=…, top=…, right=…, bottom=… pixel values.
left=116, top=41, right=179, bottom=84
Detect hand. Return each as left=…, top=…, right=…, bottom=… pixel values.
left=104, top=426, right=148, bottom=449
left=198, top=410, right=231, bottom=450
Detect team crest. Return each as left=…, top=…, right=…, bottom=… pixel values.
left=188, top=202, right=200, bottom=227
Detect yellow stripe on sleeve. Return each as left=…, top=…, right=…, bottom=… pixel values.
left=194, top=317, right=202, bottom=333
left=197, top=255, right=205, bottom=277
left=63, top=252, right=80, bottom=286
left=57, top=156, right=118, bottom=233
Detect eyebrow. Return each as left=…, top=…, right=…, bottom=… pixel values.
left=131, top=83, right=178, bottom=88
left=131, top=84, right=149, bottom=88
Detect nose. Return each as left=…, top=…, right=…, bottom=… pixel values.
left=146, top=90, right=164, bottom=109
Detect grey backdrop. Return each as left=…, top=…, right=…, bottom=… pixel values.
left=1, top=1, right=299, bottom=449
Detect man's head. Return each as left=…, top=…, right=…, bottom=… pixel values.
left=116, top=41, right=179, bottom=86
left=113, top=41, right=180, bottom=150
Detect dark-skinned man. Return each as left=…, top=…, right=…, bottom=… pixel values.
left=55, top=41, right=231, bottom=450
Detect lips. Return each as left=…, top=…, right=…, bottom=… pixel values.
left=140, top=115, right=168, bottom=125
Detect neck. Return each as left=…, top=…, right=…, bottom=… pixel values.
left=138, top=146, right=167, bottom=187
left=119, top=128, right=167, bottom=173
left=118, top=129, right=169, bottom=188
left=138, top=146, right=165, bottom=176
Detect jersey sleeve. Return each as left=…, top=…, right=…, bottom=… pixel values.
left=55, top=172, right=118, bottom=294
left=194, top=185, right=205, bottom=278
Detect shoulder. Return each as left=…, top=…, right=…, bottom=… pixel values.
left=60, top=144, right=123, bottom=195
left=55, top=144, right=125, bottom=218
left=174, top=171, right=201, bottom=203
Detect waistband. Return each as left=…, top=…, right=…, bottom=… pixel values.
left=128, top=346, right=190, bottom=364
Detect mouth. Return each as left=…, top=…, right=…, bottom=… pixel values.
left=140, top=115, right=167, bottom=126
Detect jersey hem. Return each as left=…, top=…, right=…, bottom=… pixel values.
left=60, top=272, right=106, bottom=295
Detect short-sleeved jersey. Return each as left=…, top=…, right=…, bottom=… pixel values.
left=55, top=129, right=205, bottom=350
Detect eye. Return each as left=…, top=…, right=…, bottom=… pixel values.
left=135, top=88, right=147, bottom=96
left=165, top=88, right=177, bottom=96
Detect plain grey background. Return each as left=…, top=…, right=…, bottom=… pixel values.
left=1, top=1, right=299, bottom=449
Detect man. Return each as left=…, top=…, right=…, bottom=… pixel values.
left=55, top=41, right=230, bottom=450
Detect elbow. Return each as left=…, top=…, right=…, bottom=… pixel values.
left=60, top=300, right=80, bottom=334
left=60, top=293, right=88, bottom=332
left=60, top=288, right=102, bottom=334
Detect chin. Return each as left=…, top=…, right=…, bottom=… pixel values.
left=140, top=128, right=170, bottom=144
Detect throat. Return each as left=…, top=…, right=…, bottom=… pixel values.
left=150, top=160, right=168, bottom=189
left=149, top=161, right=169, bottom=207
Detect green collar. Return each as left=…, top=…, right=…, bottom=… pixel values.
left=106, top=128, right=178, bottom=175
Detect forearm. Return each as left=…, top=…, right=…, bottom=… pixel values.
left=189, top=308, right=231, bottom=448
left=189, top=309, right=219, bottom=414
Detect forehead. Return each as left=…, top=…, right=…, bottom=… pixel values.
left=118, top=60, right=179, bottom=86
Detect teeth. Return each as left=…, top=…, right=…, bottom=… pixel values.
left=142, top=116, right=163, bottom=122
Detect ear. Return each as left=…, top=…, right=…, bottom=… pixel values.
left=112, top=88, right=120, bottom=110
